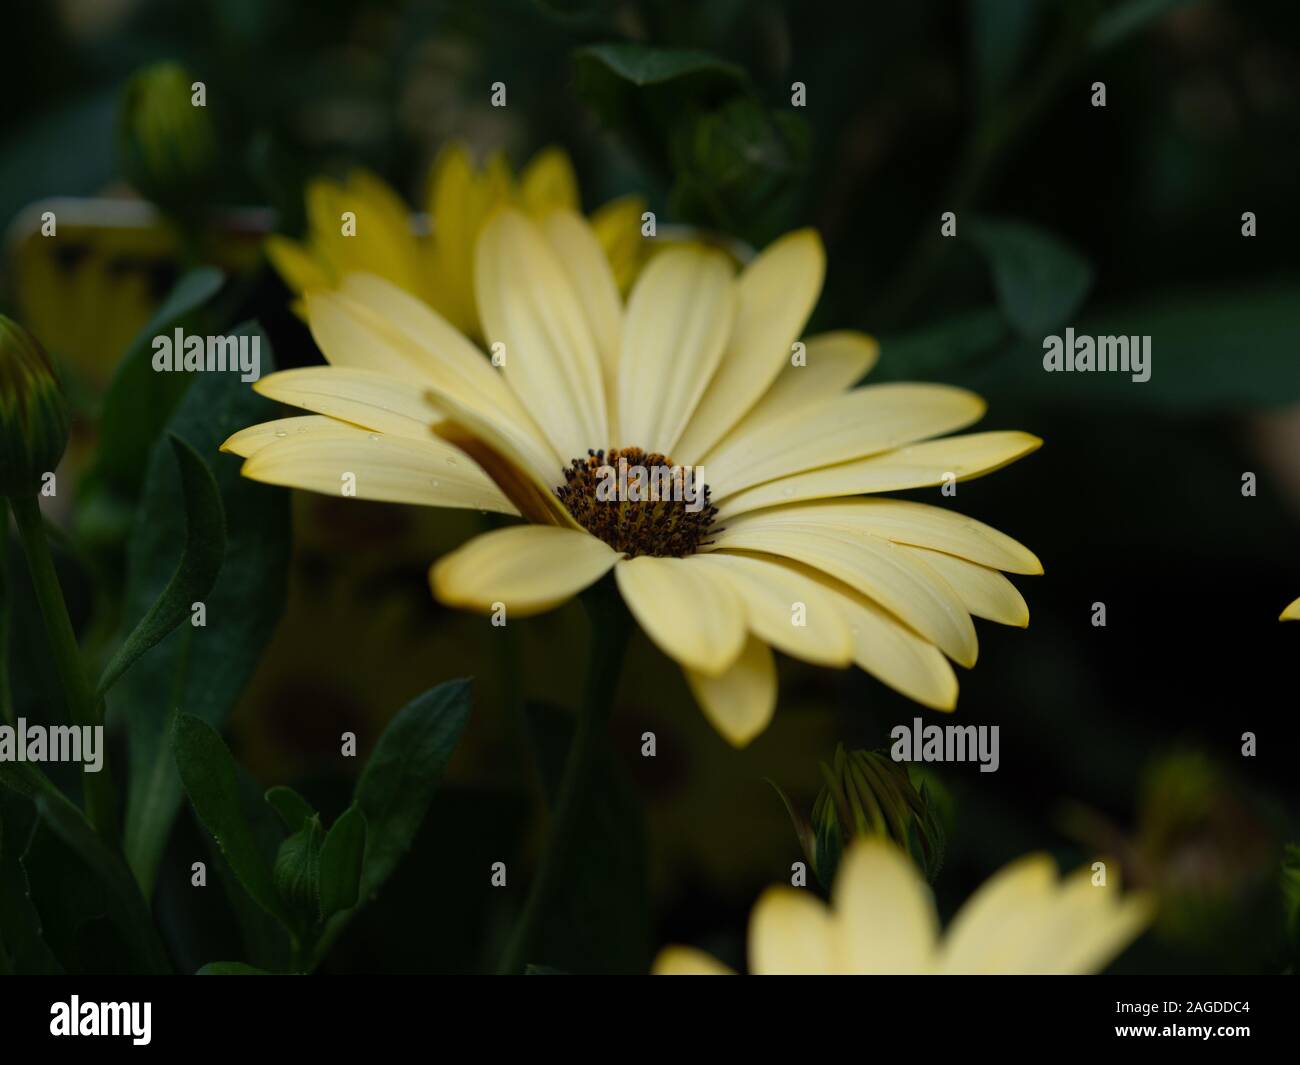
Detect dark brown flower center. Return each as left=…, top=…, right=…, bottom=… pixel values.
left=555, top=447, right=719, bottom=558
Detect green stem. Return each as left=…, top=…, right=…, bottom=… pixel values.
left=496, top=578, right=632, bottom=975
left=9, top=493, right=119, bottom=844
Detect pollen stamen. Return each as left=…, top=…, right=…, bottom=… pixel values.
left=555, top=447, right=720, bottom=558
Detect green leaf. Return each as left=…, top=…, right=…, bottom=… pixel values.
left=172, top=713, right=289, bottom=928
left=874, top=307, right=1009, bottom=382
left=966, top=217, right=1094, bottom=338
left=273, top=815, right=323, bottom=927
left=266, top=786, right=316, bottom=833
left=196, top=961, right=271, bottom=975
left=669, top=97, right=811, bottom=245
left=318, top=805, right=366, bottom=922
left=30, top=794, right=170, bottom=972
left=574, top=43, right=746, bottom=91
left=118, top=323, right=289, bottom=896
left=352, top=679, right=472, bottom=902
left=971, top=280, right=1300, bottom=411
left=96, top=433, right=226, bottom=697
left=0, top=759, right=61, bottom=803
left=0, top=793, right=60, bottom=973
left=522, top=701, right=649, bottom=974
left=91, top=268, right=225, bottom=495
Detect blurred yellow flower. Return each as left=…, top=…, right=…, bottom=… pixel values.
left=653, top=838, right=1151, bottom=974
left=265, top=144, right=645, bottom=340
left=226, top=206, right=1040, bottom=747
left=1281, top=597, right=1300, bottom=621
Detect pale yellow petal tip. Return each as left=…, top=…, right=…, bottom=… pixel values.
left=651, top=946, right=734, bottom=976
left=218, top=429, right=254, bottom=456
left=1280, top=597, right=1300, bottom=621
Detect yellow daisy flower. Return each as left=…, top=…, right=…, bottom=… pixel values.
left=1281, top=597, right=1300, bottom=621
left=224, top=206, right=1041, bottom=747
left=265, top=143, right=646, bottom=339
left=653, top=838, right=1151, bottom=974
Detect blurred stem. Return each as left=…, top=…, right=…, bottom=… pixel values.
left=0, top=511, right=13, bottom=726
left=496, top=577, right=631, bottom=975
left=9, top=493, right=119, bottom=845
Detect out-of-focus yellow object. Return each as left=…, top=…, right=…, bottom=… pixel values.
left=653, top=838, right=1152, bottom=975
left=265, top=143, right=647, bottom=341
left=5, top=198, right=268, bottom=392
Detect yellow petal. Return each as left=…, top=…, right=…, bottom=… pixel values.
left=718, top=431, right=1042, bottom=518
left=615, top=556, right=745, bottom=676
left=431, top=526, right=619, bottom=617
left=308, top=170, right=423, bottom=295
left=691, top=553, right=853, bottom=666
left=708, top=525, right=978, bottom=667
left=899, top=546, right=1029, bottom=627
left=476, top=209, right=608, bottom=460
left=719, top=330, right=879, bottom=441
left=519, top=147, right=580, bottom=215
left=241, top=427, right=515, bottom=513
left=425, top=143, right=490, bottom=334
left=1281, top=596, right=1300, bottom=621
left=936, top=855, right=1058, bottom=974
left=650, top=946, right=734, bottom=975
left=265, top=235, right=333, bottom=296
left=253, top=366, right=443, bottom=440
left=722, top=499, right=1043, bottom=575
left=539, top=209, right=623, bottom=409
left=833, top=839, right=939, bottom=974
left=673, top=229, right=825, bottom=463
left=748, top=887, right=838, bottom=975
left=707, top=384, right=987, bottom=500
left=1034, top=875, right=1151, bottom=975
left=306, top=279, right=560, bottom=487
left=761, top=556, right=957, bottom=709
left=683, top=634, right=777, bottom=747
left=617, top=247, right=736, bottom=455
left=590, top=194, right=648, bottom=294
left=938, top=858, right=1150, bottom=975
left=220, top=415, right=355, bottom=459
left=828, top=576, right=959, bottom=710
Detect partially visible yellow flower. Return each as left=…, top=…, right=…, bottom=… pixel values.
left=1281, top=597, right=1300, bottom=621
left=653, top=838, right=1151, bottom=975
left=266, top=144, right=645, bottom=339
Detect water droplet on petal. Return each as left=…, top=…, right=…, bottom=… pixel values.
left=274, top=430, right=287, bottom=438
left=368, top=433, right=380, bottom=441
left=780, top=486, right=795, bottom=498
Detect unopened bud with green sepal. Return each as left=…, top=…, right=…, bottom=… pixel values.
left=773, top=744, right=946, bottom=888
left=0, top=315, right=69, bottom=499
left=116, top=61, right=217, bottom=215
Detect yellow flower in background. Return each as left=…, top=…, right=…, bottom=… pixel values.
left=653, top=838, right=1151, bottom=974
left=265, top=143, right=646, bottom=339
left=1281, top=597, right=1300, bottom=621
left=225, top=205, right=1041, bottom=747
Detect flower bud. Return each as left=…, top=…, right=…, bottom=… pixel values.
left=777, top=744, right=945, bottom=888
left=116, top=61, right=217, bottom=215
left=0, top=316, right=69, bottom=498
